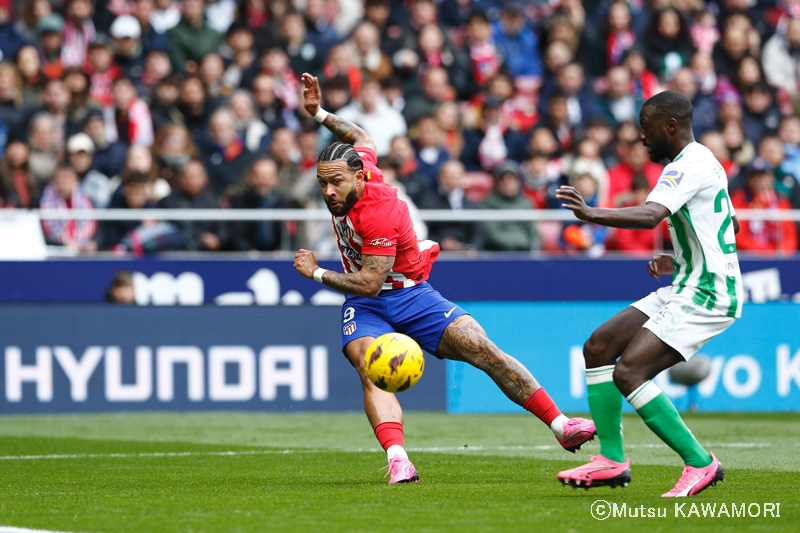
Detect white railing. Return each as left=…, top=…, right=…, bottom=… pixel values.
left=15, top=208, right=800, bottom=222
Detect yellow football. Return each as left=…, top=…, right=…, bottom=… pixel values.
left=364, top=333, right=425, bottom=393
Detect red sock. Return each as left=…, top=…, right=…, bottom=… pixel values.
left=523, top=388, right=562, bottom=427
left=374, top=421, right=404, bottom=451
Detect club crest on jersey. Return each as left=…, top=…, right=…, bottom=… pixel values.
left=336, top=221, right=354, bottom=240
left=343, top=321, right=357, bottom=336
left=658, top=170, right=684, bottom=189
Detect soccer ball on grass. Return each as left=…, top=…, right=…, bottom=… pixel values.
left=364, top=333, right=425, bottom=393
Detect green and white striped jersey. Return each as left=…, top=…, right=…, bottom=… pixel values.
left=646, top=142, right=743, bottom=318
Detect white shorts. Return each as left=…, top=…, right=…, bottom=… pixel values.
left=631, top=286, right=735, bottom=360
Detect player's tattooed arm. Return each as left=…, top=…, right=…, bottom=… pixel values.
left=321, top=255, right=394, bottom=298
left=300, top=72, right=377, bottom=152
left=437, top=315, right=540, bottom=405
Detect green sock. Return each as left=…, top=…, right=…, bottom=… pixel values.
left=586, top=365, right=625, bottom=463
left=628, top=381, right=712, bottom=468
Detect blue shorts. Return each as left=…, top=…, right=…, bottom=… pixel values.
left=340, top=282, right=467, bottom=358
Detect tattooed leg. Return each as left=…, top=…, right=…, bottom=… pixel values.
left=436, top=315, right=541, bottom=406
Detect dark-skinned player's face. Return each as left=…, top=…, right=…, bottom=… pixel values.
left=638, top=107, right=671, bottom=162
left=317, top=160, right=361, bottom=216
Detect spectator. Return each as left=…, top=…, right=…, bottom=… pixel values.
left=159, top=159, right=225, bottom=251
left=198, top=52, right=226, bottom=98
left=84, top=108, right=126, bottom=178
left=166, top=0, right=223, bottom=72
left=733, top=56, right=764, bottom=95
left=219, top=23, right=256, bottom=91
left=138, top=49, right=172, bottom=98
left=331, top=78, right=407, bottom=156
left=730, top=158, right=798, bottom=255
left=63, top=67, right=99, bottom=125
left=700, top=130, right=738, bottom=178
left=201, top=107, right=255, bottom=196
left=762, top=17, right=800, bottom=99
left=413, top=114, right=450, bottom=185
left=29, top=78, right=80, bottom=146
left=153, top=122, right=198, bottom=187
left=671, top=67, right=717, bottom=139
left=413, top=24, right=472, bottom=98
left=0, top=137, right=38, bottom=208
left=537, top=90, right=574, bottom=152
left=36, top=14, right=64, bottom=80
left=607, top=139, right=662, bottom=207
left=271, top=127, right=306, bottom=206
left=722, top=119, right=756, bottom=168
left=642, top=7, right=694, bottom=80
left=622, top=47, right=660, bottom=101
left=132, top=0, right=169, bottom=56
left=387, top=134, right=430, bottom=204
left=62, top=0, right=96, bottom=68
left=608, top=174, right=657, bottom=253
left=16, top=45, right=46, bottom=107
left=779, top=116, right=800, bottom=182
left=0, top=62, right=23, bottom=136
left=251, top=73, right=287, bottom=131
left=741, top=82, right=782, bottom=146
left=303, top=0, right=339, bottom=54
left=149, top=74, right=181, bottom=132
left=66, top=132, right=111, bottom=208
left=152, top=0, right=181, bottom=34
left=273, top=11, right=324, bottom=77
left=465, top=11, right=501, bottom=89
left=378, top=155, right=428, bottom=240
left=461, top=98, right=527, bottom=172
left=597, top=66, right=642, bottom=128
left=712, top=23, right=750, bottom=81
left=520, top=150, right=563, bottom=209
left=435, top=101, right=463, bottom=160
left=562, top=137, right=609, bottom=206
left=753, top=135, right=800, bottom=209
left=417, top=160, right=481, bottom=252
left=228, top=89, right=269, bottom=152
left=256, top=47, right=300, bottom=114
left=603, top=1, right=636, bottom=70
left=561, top=172, right=607, bottom=256
left=492, top=3, right=542, bottom=79
left=322, top=44, right=362, bottom=98
left=27, top=112, right=60, bottom=186
left=104, top=76, right=154, bottom=146
left=177, top=75, right=215, bottom=144
left=105, top=270, right=136, bottom=303
left=403, top=66, right=449, bottom=127
left=346, top=21, right=392, bottom=82
left=100, top=171, right=155, bottom=249
left=85, top=38, right=120, bottom=107
left=481, top=161, right=539, bottom=252
left=204, top=0, right=236, bottom=35
left=16, top=0, right=52, bottom=44
left=40, top=165, right=97, bottom=250
left=540, top=62, right=599, bottom=129
left=228, top=157, right=291, bottom=251
left=110, top=15, right=145, bottom=81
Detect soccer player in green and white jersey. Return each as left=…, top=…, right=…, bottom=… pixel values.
left=554, top=90, right=741, bottom=498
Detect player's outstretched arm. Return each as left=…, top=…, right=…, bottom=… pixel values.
left=301, top=73, right=377, bottom=152
left=555, top=186, right=671, bottom=229
left=294, top=250, right=393, bottom=298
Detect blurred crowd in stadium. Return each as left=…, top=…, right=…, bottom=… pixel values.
left=0, top=0, right=798, bottom=255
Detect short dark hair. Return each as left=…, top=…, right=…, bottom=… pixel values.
left=317, top=142, right=364, bottom=173
left=642, top=90, right=693, bottom=124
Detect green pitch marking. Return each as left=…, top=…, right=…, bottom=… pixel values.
left=0, top=413, right=796, bottom=533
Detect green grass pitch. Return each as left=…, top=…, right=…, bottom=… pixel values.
left=0, top=412, right=797, bottom=533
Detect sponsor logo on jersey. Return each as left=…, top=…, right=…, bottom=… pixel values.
left=369, top=238, right=393, bottom=247
left=658, top=170, right=684, bottom=189
left=338, top=244, right=362, bottom=261
left=343, top=321, right=357, bottom=336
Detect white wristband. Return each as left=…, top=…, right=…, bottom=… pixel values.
left=312, top=267, right=328, bottom=283
left=313, top=108, right=329, bottom=123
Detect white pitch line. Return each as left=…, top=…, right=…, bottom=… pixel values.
left=0, top=442, right=773, bottom=461
left=0, top=527, right=84, bottom=533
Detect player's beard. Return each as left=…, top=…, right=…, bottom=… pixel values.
left=325, top=188, right=359, bottom=216
left=647, top=136, right=671, bottom=163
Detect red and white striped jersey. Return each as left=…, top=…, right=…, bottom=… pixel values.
left=332, top=148, right=439, bottom=291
